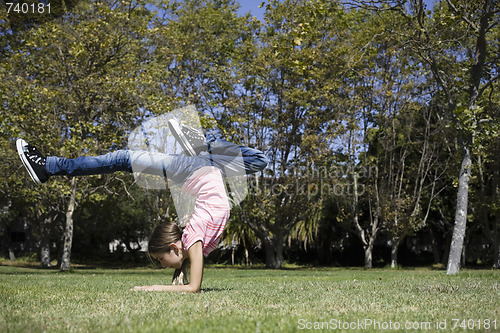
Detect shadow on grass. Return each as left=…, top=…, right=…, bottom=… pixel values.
left=0, top=263, right=167, bottom=276
left=201, top=287, right=234, bottom=292
left=206, top=264, right=388, bottom=271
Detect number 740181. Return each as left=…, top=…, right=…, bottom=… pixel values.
left=6, top=2, right=51, bottom=14
left=451, top=319, right=497, bottom=330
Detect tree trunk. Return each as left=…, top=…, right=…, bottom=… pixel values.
left=447, top=140, right=472, bottom=274
left=40, top=215, right=52, bottom=268
left=364, top=243, right=373, bottom=268
left=462, top=231, right=470, bottom=267
left=60, top=178, right=77, bottom=272
left=274, top=237, right=283, bottom=269
left=8, top=246, right=15, bottom=262
left=391, top=237, right=402, bottom=268
left=245, top=248, right=251, bottom=266
left=271, top=226, right=285, bottom=269
left=364, top=175, right=380, bottom=269
left=40, top=241, right=51, bottom=268
left=263, top=236, right=275, bottom=268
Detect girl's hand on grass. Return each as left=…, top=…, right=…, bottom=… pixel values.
left=132, top=285, right=165, bottom=291
left=131, top=284, right=200, bottom=292
left=131, top=241, right=204, bottom=293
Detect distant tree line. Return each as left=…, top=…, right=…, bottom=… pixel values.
left=0, top=0, right=498, bottom=271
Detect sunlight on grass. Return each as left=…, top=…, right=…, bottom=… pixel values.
left=1, top=266, right=499, bottom=332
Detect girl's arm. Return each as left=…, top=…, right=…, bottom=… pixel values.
left=133, top=241, right=204, bottom=293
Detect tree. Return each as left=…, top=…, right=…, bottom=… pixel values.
left=233, top=0, right=348, bottom=268
left=330, top=7, right=390, bottom=268
left=2, top=0, right=152, bottom=270
left=441, top=0, right=499, bottom=274
left=399, top=0, right=499, bottom=273
left=344, top=0, right=500, bottom=271
left=144, top=0, right=248, bottom=114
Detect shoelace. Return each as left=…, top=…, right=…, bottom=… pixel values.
left=183, top=126, right=204, bottom=142
left=26, top=147, right=46, bottom=165
left=29, top=155, right=45, bottom=165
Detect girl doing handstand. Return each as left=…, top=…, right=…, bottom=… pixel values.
left=17, top=119, right=268, bottom=292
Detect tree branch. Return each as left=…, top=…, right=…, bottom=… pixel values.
left=478, top=72, right=500, bottom=98
left=445, top=0, right=479, bottom=32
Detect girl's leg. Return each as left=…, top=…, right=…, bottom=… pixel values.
left=47, top=150, right=213, bottom=185
left=20, top=137, right=266, bottom=186
left=46, top=150, right=132, bottom=176
left=206, top=137, right=269, bottom=175
left=165, top=122, right=268, bottom=174
left=129, top=151, right=212, bottom=185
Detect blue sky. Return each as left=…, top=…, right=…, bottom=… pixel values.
left=237, top=0, right=438, bottom=20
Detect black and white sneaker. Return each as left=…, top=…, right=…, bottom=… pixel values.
left=167, top=119, right=207, bottom=156
left=16, top=139, right=50, bottom=185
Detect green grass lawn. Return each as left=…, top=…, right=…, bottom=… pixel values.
left=0, top=264, right=499, bottom=332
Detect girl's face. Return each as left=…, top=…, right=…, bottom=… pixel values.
left=152, top=241, right=184, bottom=269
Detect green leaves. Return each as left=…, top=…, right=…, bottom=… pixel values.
left=1, top=0, right=498, bottom=268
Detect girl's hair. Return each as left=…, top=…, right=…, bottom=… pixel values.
left=147, top=222, right=182, bottom=254
left=148, top=222, right=189, bottom=285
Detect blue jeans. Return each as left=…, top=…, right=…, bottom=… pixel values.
left=46, top=139, right=269, bottom=185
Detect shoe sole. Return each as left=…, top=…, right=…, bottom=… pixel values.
left=16, top=139, right=42, bottom=185
left=167, top=119, right=196, bottom=156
